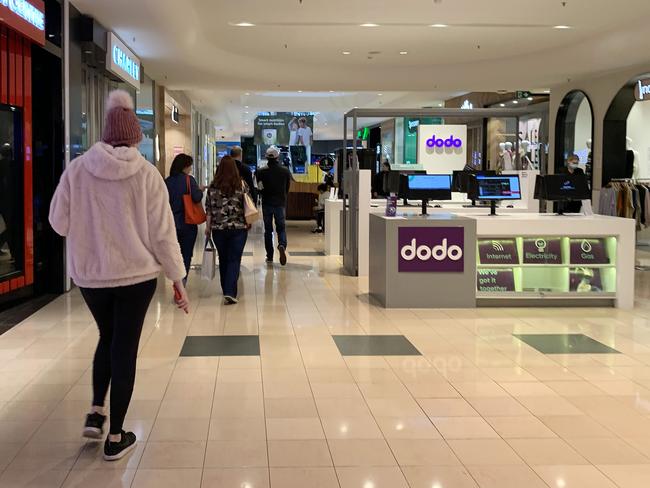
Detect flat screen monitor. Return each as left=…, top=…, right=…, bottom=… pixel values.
left=453, top=170, right=496, bottom=193
left=400, top=174, right=452, bottom=201
left=382, top=171, right=401, bottom=195
left=536, top=174, right=590, bottom=201
left=475, top=175, right=522, bottom=201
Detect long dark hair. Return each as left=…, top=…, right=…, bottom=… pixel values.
left=212, top=156, right=242, bottom=197
left=170, top=153, right=193, bottom=176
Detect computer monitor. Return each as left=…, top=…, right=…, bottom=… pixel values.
left=536, top=174, right=590, bottom=202
left=382, top=171, right=402, bottom=195
left=475, top=175, right=522, bottom=215
left=400, top=174, right=452, bottom=214
left=452, top=170, right=496, bottom=193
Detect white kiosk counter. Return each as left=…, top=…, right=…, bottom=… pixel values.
left=369, top=213, right=635, bottom=309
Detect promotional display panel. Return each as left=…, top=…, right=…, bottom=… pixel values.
left=254, top=113, right=314, bottom=146
left=417, top=124, right=467, bottom=174
left=476, top=236, right=617, bottom=295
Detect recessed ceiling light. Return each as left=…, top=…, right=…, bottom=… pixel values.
left=399, top=51, right=408, bottom=55
left=298, top=90, right=303, bottom=93
left=430, top=24, right=448, bottom=28
left=500, top=103, right=506, bottom=107
left=554, top=25, right=571, bottom=29
left=245, top=92, right=250, bottom=96
left=360, top=23, right=380, bottom=27
left=244, top=105, right=249, bottom=109
left=543, top=89, right=551, bottom=93
left=377, top=93, right=383, bottom=96
left=329, top=90, right=335, bottom=93
left=438, top=103, right=443, bottom=107
left=234, top=22, right=255, bottom=27
left=527, top=97, right=534, bottom=101
left=342, top=51, right=351, bottom=55
left=512, top=100, right=519, bottom=104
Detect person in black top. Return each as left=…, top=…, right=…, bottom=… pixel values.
left=165, top=154, right=205, bottom=284
left=230, top=146, right=257, bottom=203
left=559, top=154, right=585, bottom=213
left=256, top=146, right=292, bottom=265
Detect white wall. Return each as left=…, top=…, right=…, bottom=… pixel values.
left=627, top=101, right=650, bottom=178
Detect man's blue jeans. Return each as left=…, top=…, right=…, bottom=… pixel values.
left=262, top=205, right=287, bottom=261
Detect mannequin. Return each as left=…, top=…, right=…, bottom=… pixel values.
left=503, top=142, right=515, bottom=171
left=497, top=143, right=506, bottom=172
left=519, top=140, right=533, bottom=170
left=627, top=137, right=640, bottom=179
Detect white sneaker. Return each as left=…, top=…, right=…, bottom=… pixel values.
left=224, top=296, right=238, bottom=305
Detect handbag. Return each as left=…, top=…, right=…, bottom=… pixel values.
left=201, top=237, right=216, bottom=281
left=184, top=175, right=206, bottom=225
left=242, top=183, right=260, bottom=225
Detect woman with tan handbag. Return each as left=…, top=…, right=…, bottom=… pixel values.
left=205, top=156, right=255, bottom=304
left=165, top=154, right=206, bottom=285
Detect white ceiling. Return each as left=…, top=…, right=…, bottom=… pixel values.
left=72, top=0, right=650, bottom=140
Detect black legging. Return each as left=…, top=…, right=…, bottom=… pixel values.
left=80, top=279, right=157, bottom=435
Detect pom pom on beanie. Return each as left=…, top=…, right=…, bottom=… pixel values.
left=102, top=89, right=142, bottom=147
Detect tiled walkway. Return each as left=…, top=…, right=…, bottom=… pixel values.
left=2, top=222, right=650, bottom=487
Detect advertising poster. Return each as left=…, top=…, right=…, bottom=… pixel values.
left=477, top=269, right=516, bottom=292
left=570, top=238, right=609, bottom=265
left=522, top=238, right=562, bottom=264
left=569, top=267, right=603, bottom=292
left=478, top=239, right=519, bottom=265
left=254, top=113, right=314, bottom=146
left=398, top=227, right=464, bottom=273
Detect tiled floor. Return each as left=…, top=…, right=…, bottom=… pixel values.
left=2, top=222, right=650, bottom=487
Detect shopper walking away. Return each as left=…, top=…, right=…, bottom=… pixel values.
left=165, top=153, right=205, bottom=285
left=230, top=145, right=257, bottom=203
left=312, top=183, right=328, bottom=233
left=205, top=156, right=251, bottom=304
left=49, top=90, right=189, bottom=461
left=256, top=146, right=292, bottom=265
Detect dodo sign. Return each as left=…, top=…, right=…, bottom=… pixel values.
left=417, top=124, right=467, bottom=174
left=398, top=227, right=465, bottom=273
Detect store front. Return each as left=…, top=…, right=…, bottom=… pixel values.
left=0, top=0, right=61, bottom=304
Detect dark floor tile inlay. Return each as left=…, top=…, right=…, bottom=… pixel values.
left=289, top=251, right=326, bottom=256
left=0, top=294, right=58, bottom=336
left=333, top=335, right=422, bottom=356
left=180, top=335, right=261, bottom=357
left=514, top=333, right=621, bottom=354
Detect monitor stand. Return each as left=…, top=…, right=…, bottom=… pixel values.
left=421, top=199, right=429, bottom=216
left=489, top=200, right=498, bottom=216
left=463, top=199, right=477, bottom=208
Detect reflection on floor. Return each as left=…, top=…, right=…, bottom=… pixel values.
left=2, top=221, right=650, bottom=486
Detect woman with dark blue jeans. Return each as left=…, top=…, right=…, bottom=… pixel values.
left=205, top=156, right=250, bottom=304
left=165, top=154, right=205, bottom=284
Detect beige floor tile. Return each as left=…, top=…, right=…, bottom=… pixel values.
left=517, top=396, right=584, bottom=416
left=448, top=440, right=524, bottom=466
left=62, top=469, right=136, bottom=488
left=596, top=465, right=650, bottom=488
left=366, top=398, right=425, bottom=417
left=321, top=416, right=384, bottom=440
left=270, top=467, right=339, bottom=487
left=357, top=381, right=412, bottom=399
left=376, top=416, right=442, bottom=440
left=432, top=417, right=499, bottom=440
left=8, top=442, right=83, bottom=471
left=539, top=415, right=615, bottom=438
left=418, top=399, right=479, bottom=418
left=402, top=466, right=478, bottom=488
left=131, top=468, right=202, bottom=488
left=212, top=397, right=265, bottom=418
left=564, top=438, right=650, bottom=464
left=213, top=382, right=263, bottom=399
left=157, top=398, right=212, bottom=419
left=266, top=418, right=325, bottom=440
left=544, top=380, right=607, bottom=397
left=73, top=442, right=145, bottom=470
left=263, top=381, right=313, bottom=399
left=465, top=397, right=530, bottom=417
left=311, top=382, right=362, bottom=399
left=466, top=465, right=548, bottom=488
left=204, top=440, right=268, bottom=468
left=486, top=416, right=557, bottom=439
left=450, top=382, right=509, bottom=398
left=0, top=420, right=41, bottom=443
left=268, top=440, right=332, bottom=467
left=264, top=398, right=318, bottom=418
left=336, top=466, right=409, bottom=488
left=507, top=439, right=588, bottom=465
left=208, top=417, right=266, bottom=441
left=533, top=465, right=617, bottom=488
left=139, top=441, right=206, bottom=469
left=149, top=418, right=209, bottom=442
left=201, top=468, right=269, bottom=488
left=329, top=439, right=396, bottom=466
left=388, top=439, right=461, bottom=466
left=315, top=398, right=371, bottom=417
left=0, top=468, right=69, bottom=488
left=403, top=381, right=461, bottom=399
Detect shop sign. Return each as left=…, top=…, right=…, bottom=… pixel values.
left=635, top=78, right=650, bottom=102
left=522, top=238, right=562, bottom=264
left=477, top=269, right=515, bottom=292
left=0, top=0, right=45, bottom=45
left=417, top=124, right=467, bottom=174
left=398, top=227, right=464, bottom=273
left=569, top=238, right=609, bottom=265
left=478, top=239, right=519, bottom=265
left=107, top=32, right=141, bottom=90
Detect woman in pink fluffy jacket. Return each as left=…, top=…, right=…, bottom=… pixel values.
left=49, top=90, right=189, bottom=461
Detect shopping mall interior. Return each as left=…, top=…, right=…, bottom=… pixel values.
left=2, top=0, right=650, bottom=487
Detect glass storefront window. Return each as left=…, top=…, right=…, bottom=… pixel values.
left=0, top=105, right=24, bottom=279
left=136, top=74, right=155, bottom=164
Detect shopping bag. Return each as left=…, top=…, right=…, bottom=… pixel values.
left=184, top=176, right=207, bottom=225
left=242, top=182, right=260, bottom=225
left=201, top=237, right=216, bottom=281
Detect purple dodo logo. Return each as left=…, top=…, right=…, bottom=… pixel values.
left=398, top=227, right=465, bottom=273
left=426, top=135, right=463, bottom=149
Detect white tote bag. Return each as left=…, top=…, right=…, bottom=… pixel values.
left=242, top=182, right=260, bottom=225
left=201, top=237, right=217, bottom=281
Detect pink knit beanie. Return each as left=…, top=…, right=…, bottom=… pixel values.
left=102, top=90, right=143, bottom=147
